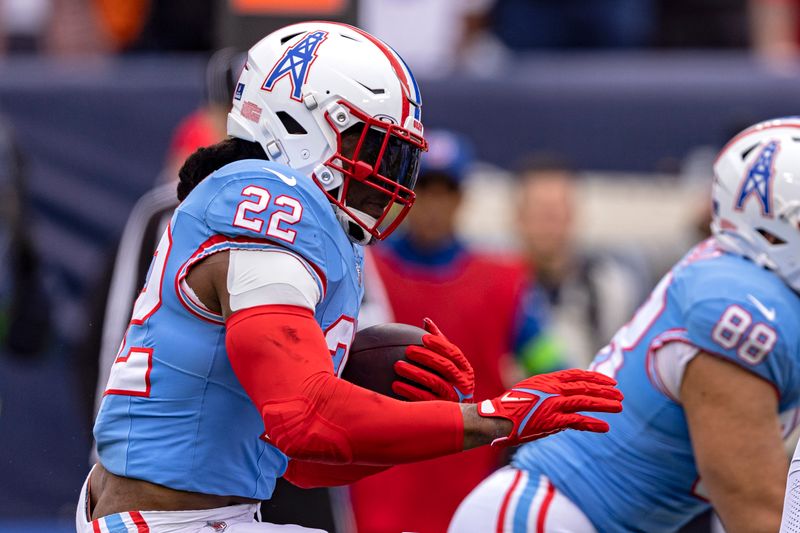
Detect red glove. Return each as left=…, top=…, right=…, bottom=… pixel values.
left=478, top=369, right=623, bottom=446
left=392, top=318, right=475, bottom=403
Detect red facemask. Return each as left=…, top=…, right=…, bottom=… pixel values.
left=315, top=100, right=428, bottom=242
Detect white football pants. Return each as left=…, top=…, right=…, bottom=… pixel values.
left=76, top=469, right=326, bottom=533
left=448, top=466, right=597, bottom=533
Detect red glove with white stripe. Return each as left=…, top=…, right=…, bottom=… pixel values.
left=392, top=318, right=475, bottom=403
left=478, top=369, right=623, bottom=446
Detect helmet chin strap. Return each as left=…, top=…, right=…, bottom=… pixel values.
left=334, top=205, right=376, bottom=246
left=327, top=180, right=378, bottom=246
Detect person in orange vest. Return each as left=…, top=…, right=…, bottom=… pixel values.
left=351, top=130, right=565, bottom=533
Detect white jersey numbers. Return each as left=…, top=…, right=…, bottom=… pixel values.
left=233, top=185, right=270, bottom=232
left=268, top=195, right=303, bottom=244
left=105, top=347, right=153, bottom=397
left=712, top=304, right=777, bottom=365
left=105, top=227, right=172, bottom=397
left=233, top=185, right=303, bottom=243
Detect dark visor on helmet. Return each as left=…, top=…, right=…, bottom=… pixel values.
left=322, top=101, right=427, bottom=241
left=340, top=122, right=422, bottom=192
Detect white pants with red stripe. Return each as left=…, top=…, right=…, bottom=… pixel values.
left=448, top=466, right=597, bottom=533
left=76, top=469, right=326, bottom=533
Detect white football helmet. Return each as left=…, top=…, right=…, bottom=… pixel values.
left=228, top=21, right=428, bottom=245
left=712, top=117, right=800, bottom=291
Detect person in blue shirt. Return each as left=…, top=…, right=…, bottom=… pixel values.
left=450, top=117, right=800, bottom=533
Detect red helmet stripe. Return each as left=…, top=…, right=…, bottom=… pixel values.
left=325, top=22, right=411, bottom=122
left=714, top=121, right=800, bottom=167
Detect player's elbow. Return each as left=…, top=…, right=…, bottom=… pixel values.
left=262, top=391, right=354, bottom=463
left=717, top=503, right=782, bottom=533
left=707, top=476, right=784, bottom=533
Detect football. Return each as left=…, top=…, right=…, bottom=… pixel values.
left=341, top=322, right=426, bottom=400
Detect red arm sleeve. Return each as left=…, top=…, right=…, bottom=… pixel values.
left=225, top=305, right=464, bottom=465
left=283, top=460, right=390, bottom=489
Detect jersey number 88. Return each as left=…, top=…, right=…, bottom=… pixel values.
left=711, top=305, right=777, bottom=365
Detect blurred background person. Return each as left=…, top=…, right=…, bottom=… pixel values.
left=359, top=0, right=500, bottom=78
left=749, top=0, right=800, bottom=59
left=655, top=0, right=748, bottom=48
left=44, top=0, right=110, bottom=55
left=490, top=0, right=655, bottom=50
left=125, top=0, right=216, bottom=52
left=515, top=156, right=651, bottom=368
left=0, top=0, right=52, bottom=53
left=0, top=116, right=50, bottom=357
left=351, top=130, right=565, bottom=533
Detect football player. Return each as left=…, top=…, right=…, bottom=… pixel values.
left=449, top=117, right=800, bottom=532
left=80, top=21, right=623, bottom=533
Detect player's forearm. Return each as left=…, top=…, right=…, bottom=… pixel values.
left=226, top=306, right=508, bottom=465
left=270, top=370, right=466, bottom=464
left=268, top=370, right=514, bottom=464
left=284, top=376, right=511, bottom=461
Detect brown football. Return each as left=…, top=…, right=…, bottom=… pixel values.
left=340, top=323, right=426, bottom=400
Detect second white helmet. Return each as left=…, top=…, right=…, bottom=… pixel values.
left=712, top=117, right=800, bottom=291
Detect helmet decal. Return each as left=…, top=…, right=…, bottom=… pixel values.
left=241, top=101, right=262, bottom=123
left=263, top=30, right=329, bottom=101
left=735, top=140, right=780, bottom=217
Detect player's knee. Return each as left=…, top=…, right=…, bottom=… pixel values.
left=262, top=396, right=353, bottom=463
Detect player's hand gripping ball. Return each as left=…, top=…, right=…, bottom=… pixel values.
left=479, top=369, right=624, bottom=447
left=341, top=319, right=475, bottom=403
left=396, top=318, right=474, bottom=402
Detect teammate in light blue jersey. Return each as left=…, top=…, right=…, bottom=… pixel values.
left=81, top=21, right=623, bottom=533
left=451, top=118, right=800, bottom=533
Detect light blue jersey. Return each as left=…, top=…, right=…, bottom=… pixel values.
left=513, top=238, right=800, bottom=532
left=93, top=159, right=364, bottom=500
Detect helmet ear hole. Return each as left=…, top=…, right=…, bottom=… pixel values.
left=756, top=228, right=787, bottom=245
left=276, top=111, right=307, bottom=135
left=279, top=32, right=304, bottom=45
left=740, top=143, right=760, bottom=160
